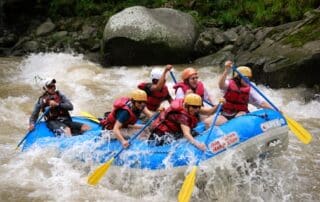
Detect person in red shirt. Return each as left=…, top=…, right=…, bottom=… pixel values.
left=99, top=89, right=153, bottom=148
left=173, top=67, right=213, bottom=104
left=150, top=93, right=222, bottom=151
left=138, top=65, right=173, bottom=112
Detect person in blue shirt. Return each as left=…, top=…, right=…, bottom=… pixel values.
left=100, top=89, right=153, bottom=148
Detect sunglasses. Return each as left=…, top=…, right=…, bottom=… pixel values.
left=135, top=101, right=146, bottom=105
left=47, top=84, right=56, bottom=89
left=189, top=105, right=201, bottom=109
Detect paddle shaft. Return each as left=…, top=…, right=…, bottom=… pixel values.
left=16, top=107, right=50, bottom=148
left=196, top=103, right=222, bottom=165
left=177, top=103, right=223, bottom=202
left=113, top=112, right=160, bottom=159
left=169, top=71, right=214, bottom=107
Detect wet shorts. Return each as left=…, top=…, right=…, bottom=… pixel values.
left=221, top=111, right=237, bottom=120
left=46, top=119, right=83, bottom=135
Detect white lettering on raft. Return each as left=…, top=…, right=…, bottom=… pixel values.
left=260, top=118, right=286, bottom=131
left=209, top=132, right=239, bottom=154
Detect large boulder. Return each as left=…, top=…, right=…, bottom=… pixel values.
left=102, top=6, right=199, bottom=66
left=236, top=10, right=320, bottom=88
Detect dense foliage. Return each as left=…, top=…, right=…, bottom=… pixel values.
left=48, top=0, right=319, bottom=28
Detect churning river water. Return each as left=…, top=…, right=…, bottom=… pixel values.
left=0, top=53, right=319, bottom=202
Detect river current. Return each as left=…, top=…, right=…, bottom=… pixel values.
left=0, top=53, right=319, bottom=202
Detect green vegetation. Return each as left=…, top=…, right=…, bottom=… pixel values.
left=47, top=0, right=319, bottom=28
left=283, top=18, right=320, bottom=47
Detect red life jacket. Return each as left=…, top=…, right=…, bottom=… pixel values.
left=223, top=79, right=250, bottom=114
left=173, top=81, right=205, bottom=98
left=151, top=99, right=199, bottom=137
left=138, top=82, right=170, bottom=111
left=40, top=91, right=70, bottom=120
left=100, top=97, right=138, bottom=130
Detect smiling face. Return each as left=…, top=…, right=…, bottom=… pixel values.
left=183, top=93, right=202, bottom=116
left=187, top=104, right=200, bottom=116
left=187, top=73, right=198, bottom=88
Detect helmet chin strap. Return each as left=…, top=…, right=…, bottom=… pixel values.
left=185, top=104, right=191, bottom=114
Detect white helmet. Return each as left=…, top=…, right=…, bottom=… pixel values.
left=43, top=78, right=56, bottom=90
left=150, top=68, right=162, bottom=80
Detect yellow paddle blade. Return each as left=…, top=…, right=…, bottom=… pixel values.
left=87, top=157, right=114, bottom=185
left=178, top=166, right=198, bottom=202
left=284, top=115, right=313, bottom=144
left=80, top=111, right=100, bottom=123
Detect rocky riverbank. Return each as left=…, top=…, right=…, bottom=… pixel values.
left=1, top=3, right=319, bottom=90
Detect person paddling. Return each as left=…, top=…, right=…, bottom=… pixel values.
left=149, top=93, right=223, bottom=151
left=99, top=89, right=153, bottom=148
left=28, top=78, right=90, bottom=136
left=205, top=60, right=272, bottom=127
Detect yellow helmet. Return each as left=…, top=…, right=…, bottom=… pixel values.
left=131, top=89, right=147, bottom=101
left=184, top=93, right=202, bottom=106
left=181, top=67, right=197, bottom=80
left=234, top=66, right=252, bottom=78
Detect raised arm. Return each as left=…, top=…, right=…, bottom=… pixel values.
left=150, top=64, right=172, bottom=91
left=219, top=60, right=233, bottom=89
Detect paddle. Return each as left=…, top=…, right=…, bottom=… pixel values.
left=87, top=112, right=160, bottom=185
left=178, top=103, right=223, bottom=202
left=80, top=111, right=100, bottom=123
left=169, top=71, right=214, bottom=107
left=16, top=107, right=50, bottom=149
left=232, top=65, right=312, bottom=144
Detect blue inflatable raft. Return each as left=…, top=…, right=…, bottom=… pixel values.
left=21, top=109, right=289, bottom=170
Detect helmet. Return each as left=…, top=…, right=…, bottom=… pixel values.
left=184, top=93, right=202, bottom=106
left=150, top=68, right=162, bottom=80
left=234, top=66, right=252, bottom=78
left=43, top=78, right=56, bottom=90
left=131, top=89, right=147, bottom=102
left=181, top=68, right=197, bottom=80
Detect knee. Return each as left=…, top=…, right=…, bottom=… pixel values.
left=82, top=124, right=91, bottom=131
left=64, top=127, right=72, bottom=136
left=204, top=117, right=212, bottom=129
left=236, top=111, right=246, bottom=117
left=215, top=116, right=226, bottom=126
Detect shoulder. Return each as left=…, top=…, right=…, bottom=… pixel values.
left=56, top=90, right=64, bottom=97
left=116, top=109, right=130, bottom=121
left=138, top=82, right=149, bottom=89
left=175, top=88, right=185, bottom=99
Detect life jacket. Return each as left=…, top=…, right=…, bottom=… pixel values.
left=223, top=79, right=250, bottom=114
left=39, top=91, right=70, bottom=120
left=138, top=82, right=170, bottom=111
left=173, top=81, right=205, bottom=98
left=151, top=99, right=199, bottom=137
left=100, top=97, right=138, bottom=130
